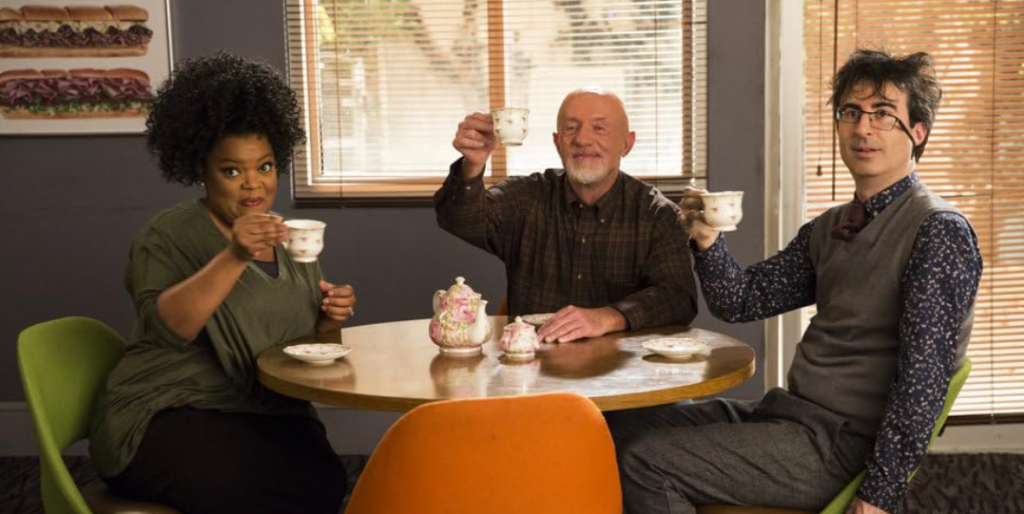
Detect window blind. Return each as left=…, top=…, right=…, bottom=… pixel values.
left=284, top=0, right=707, bottom=202
left=803, top=0, right=1024, bottom=421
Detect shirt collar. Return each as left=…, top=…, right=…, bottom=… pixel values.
left=860, top=172, right=918, bottom=219
left=562, top=170, right=625, bottom=218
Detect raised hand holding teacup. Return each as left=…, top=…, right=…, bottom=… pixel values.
left=229, top=212, right=288, bottom=261
left=678, top=187, right=744, bottom=251
left=452, top=112, right=497, bottom=180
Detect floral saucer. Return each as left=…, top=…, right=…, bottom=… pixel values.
left=642, top=338, right=708, bottom=359
left=521, top=313, right=555, bottom=326
left=283, top=343, right=352, bottom=365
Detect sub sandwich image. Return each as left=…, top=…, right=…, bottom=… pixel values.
left=0, top=5, right=153, bottom=57
left=0, top=68, right=153, bottom=119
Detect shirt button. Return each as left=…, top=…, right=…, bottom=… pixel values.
left=581, top=236, right=587, bottom=243
left=465, top=186, right=472, bottom=190
left=600, top=218, right=605, bottom=223
left=577, top=273, right=583, bottom=280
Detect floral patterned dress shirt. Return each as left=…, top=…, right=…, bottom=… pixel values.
left=691, top=173, right=982, bottom=513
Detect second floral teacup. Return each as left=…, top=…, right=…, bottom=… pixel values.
left=700, top=191, right=744, bottom=232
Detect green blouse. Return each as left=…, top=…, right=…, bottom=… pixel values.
left=90, top=200, right=324, bottom=477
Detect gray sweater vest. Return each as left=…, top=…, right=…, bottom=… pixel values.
left=788, top=182, right=974, bottom=438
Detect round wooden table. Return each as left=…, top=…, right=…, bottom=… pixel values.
left=258, top=317, right=755, bottom=412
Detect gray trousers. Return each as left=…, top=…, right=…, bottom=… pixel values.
left=605, top=389, right=874, bottom=514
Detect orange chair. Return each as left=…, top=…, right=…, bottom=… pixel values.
left=344, top=392, right=622, bottom=514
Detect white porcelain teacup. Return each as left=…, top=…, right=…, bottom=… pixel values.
left=283, top=219, right=326, bottom=263
left=700, top=191, right=744, bottom=232
left=491, top=107, right=529, bottom=146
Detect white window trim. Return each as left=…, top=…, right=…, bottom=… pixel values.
left=764, top=0, right=805, bottom=392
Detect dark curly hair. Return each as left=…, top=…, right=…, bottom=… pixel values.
left=829, top=49, right=942, bottom=162
left=146, top=52, right=306, bottom=186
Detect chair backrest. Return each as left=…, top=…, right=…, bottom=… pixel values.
left=344, top=392, right=622, bottom=514
left=817, top=358, right=973, bottom=514
left=18, top=317, right=127, bottom=514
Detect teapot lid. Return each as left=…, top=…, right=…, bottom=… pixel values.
left=504, top=316, right=535, bottom=332
left=445, top=276, right=477, bottom=300
left=510, top=316, right=529, bottom=327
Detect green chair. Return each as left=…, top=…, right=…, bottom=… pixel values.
left=18, top=316, right=182, bottom=514
left=697, top=358, right=972, bottom=514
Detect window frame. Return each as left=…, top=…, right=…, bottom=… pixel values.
left=284, top=0, right=708, bottom=206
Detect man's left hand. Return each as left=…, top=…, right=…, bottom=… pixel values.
left=846, top=498, right=889, bottom=514
left=537, top=306, right=626, bottom=343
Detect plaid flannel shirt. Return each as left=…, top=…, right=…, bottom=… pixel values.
left=434, top=159, right=698, bottom=330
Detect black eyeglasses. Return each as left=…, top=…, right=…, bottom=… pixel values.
left=835, top=107, right=916, bottom=146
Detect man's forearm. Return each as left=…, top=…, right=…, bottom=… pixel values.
left=434, top=159, right=490, bottom=249
left=611, top=283, right=698, bottom=331
left=692, top=223, right=817, bottom=323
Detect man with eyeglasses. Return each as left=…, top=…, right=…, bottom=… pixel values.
left=609, top=49, right=982, bottom=514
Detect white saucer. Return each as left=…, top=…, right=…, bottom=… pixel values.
left=503, top=351, right=536, bottom=361
left=284, top=343, right=352, bottom=365
left=521, top=313, right=555, bottom=326
left=439, top=346, right=483, bottom=356
left=642, top=338, right=708, bottom=359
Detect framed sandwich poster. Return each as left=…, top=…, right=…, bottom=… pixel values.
left=0, top=0, right=171, bottom=135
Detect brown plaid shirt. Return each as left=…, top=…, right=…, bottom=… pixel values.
left=434, top=159, right=698, bottom=330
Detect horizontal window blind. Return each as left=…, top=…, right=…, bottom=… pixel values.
left=284, top=0, right=706, bottom=201
left=803, top=0, right=1024, bottom=421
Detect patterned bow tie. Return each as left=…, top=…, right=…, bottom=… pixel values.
left=831, top=197, right=867, bottom=242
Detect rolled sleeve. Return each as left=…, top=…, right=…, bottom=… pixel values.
left=126, top=233, right=195, bottom=349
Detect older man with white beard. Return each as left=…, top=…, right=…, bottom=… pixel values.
left=434, top=87, right=698, bottom=342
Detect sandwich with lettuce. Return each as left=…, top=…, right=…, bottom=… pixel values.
left=0, top=68, right=153, bottom=119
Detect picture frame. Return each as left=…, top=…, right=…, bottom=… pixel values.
left=0, top=0, right=172, bottom=135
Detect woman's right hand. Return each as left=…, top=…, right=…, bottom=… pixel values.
left=229, top=213, right=287, bottom=261
left=678, top=187, right=720, bottom=251
left=452, top=112, right=495, bottom=180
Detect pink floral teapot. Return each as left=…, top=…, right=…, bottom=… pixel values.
left=429, top=277, right=492, bottom=354
left=499, top=316, right=541, bottom=360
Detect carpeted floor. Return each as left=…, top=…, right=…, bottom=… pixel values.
left=2, top=453, right=1021, bottom=513
left=0, top=455, right=368, bottom=514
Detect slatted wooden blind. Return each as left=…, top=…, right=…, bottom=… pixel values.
left=804, top=0, right=1024, bottom=421
left=284, top=0, right=706, bottom=201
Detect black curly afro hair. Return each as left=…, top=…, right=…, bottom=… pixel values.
left=146, top=52, right=306, bottom=186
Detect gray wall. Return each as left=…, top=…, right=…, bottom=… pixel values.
left=0, top=0, right=765, bottom=404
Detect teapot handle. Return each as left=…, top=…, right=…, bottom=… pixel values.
left=432, top=290, right=446, bottom=314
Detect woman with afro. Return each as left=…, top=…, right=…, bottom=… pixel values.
left=89, top=52, right=354, bottom=514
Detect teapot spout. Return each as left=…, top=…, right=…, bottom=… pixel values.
left=467, top=300, right=492, bottom=345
